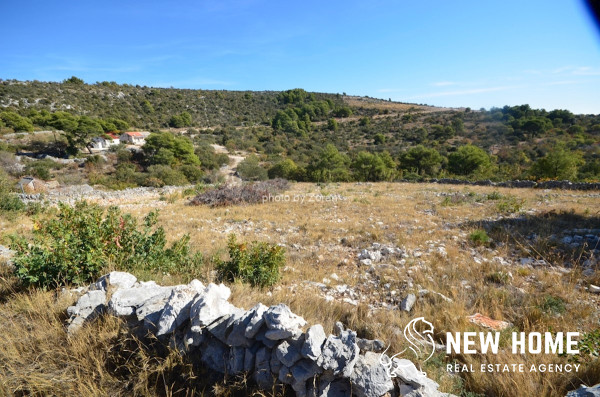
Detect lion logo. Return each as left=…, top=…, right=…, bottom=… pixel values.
left=379, top=317, right=436, bottom=378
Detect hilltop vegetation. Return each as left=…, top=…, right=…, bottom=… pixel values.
left=0, top=78, right=599, bottom=187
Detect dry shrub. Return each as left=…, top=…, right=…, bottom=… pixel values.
left=189, top=179, right=289, bottom=207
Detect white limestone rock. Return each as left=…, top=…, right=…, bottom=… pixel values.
left=350, top=352, right=395, bottom=397
left=156, top=280, right=204, bottom=336
left=263, top=304, right=306, bottom=340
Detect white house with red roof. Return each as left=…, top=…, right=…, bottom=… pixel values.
left=120, top=131, right=151, bottom=146
left=90, top=132, right=123, bottom=150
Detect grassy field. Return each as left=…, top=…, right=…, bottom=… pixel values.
left=1, top=182, right=599, bottom=396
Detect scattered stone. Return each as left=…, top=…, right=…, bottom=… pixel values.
left=316, top=378, right=352, bottom=397
left=108, top=281, right=172, bottom=319
left=418, top=289, right=453, bottom=303
left=157, top=280, right=204, bottom=336
left=333, top=321, right=345, bottom=336
left=520, top=257, right=548, bottom=267
left=468, top=313, right=512, bottom=331
left=66, top=289, right=106, bottom=333
left=244, top=302, right=269, bottom=338
left=583, top=268, right=595, bottom=277
left=93, top=271, right=137, bottom=291
left=391, top=358, right=444, bottom=396
left=228, top=346, right=246, bottom=375
left=206, top=307, right=244, bottom=344
left=201, top=337, right=229, bottom=373
left=350, top=351, right=395, bottom=397
left=566, top=383, right=600, bottom=397
left=589, top=285, right=600, bottom=294
left=254, top=346, right=273, bottom=389
left=263, top=304, right=306, bottom=340
left=317, top=330, right=360, bottom=377
left=400, top=293, right=416, bottom=312
left=356, top=338, right=385, bottom=353
left=359, top=249, right=382, bottom=263
left=276, top=340, right=302, bottom=367
left=291, top=358, right=322, bottom=383
left=302, top=324, right=327, bottom=360
left=67, top=273, right=452, bottom=396
left=189, top=283, right=235, bottom=331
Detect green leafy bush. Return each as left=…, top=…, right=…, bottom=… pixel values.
left=538, top=295, right=566, bottom=315
left=0, top=169, right=25, bottom=213
left=0, top=194, right=25, bottom=212
left=237, top=155, right=268, bottom=181
left=10, top=201, right=202, bottom=288
left=217, top=234, right=285, bottom=288
left=145, top=164, right=189, bottom=186
left=573, top=329, right=600, bottom=363
left=469, top=229, right=490, bottom=246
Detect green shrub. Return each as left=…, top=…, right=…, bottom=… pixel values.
left=539, top=295, right=566, bottom=315
left=25, top=201, right=45, bottom=216
left=0, top=194, right=25, bottom=212
left=25, top=162, right=51, bottom=180
left=486, top=191, right=503, bottom=200
left=145, top=164, right=189, bottom=186
left=10, top=201, right=202, bottom=288
left=496, top=195, right=524, bottom=214
left=217, top=234, right=285, bottom=288
left=469, top=229, right=490, bottom=246
left=237, top=155, right=268, bottom=181
left=574, top=329, right=600, bottom=362
left=180, top=164, right=204, bottom=183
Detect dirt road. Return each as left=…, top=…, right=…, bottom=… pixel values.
left=210, top=144, right=245, bottom=185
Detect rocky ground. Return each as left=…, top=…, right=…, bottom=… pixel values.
left=1, top=181, right=599, bottom=396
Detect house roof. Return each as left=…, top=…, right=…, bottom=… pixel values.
left=18, top=177, right=35, bottom=185
left=107, top=133, right=120, bottom=139
left=124, top=131, right=144, bottom=137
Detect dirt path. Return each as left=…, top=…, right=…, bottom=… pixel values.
left=210, top=144, right=246, bottom=185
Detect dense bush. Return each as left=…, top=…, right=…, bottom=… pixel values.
left=143, top=132, right=200, bottom=166
left=0, top=194, right=25, bottom=212
left=447, top=145, right=492, bottom=177
left=236, top=155, right=268, bottom=181
left=469, top=229, right=491, bottom=246
left=24, top=159, right=63, bottom=180
left=268, top=158, right=300, bottom=180
left=10, top=201, right=202, bottom=288
left=217, top=234, right=285, bottom=288
left=145, top=164, right=189, bottom=186
left=0, top=169, right=24, bottom=213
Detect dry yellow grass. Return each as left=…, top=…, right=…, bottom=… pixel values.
left=1, top=182, right=599, bottom=396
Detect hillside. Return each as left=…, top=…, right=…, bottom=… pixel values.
left=0, top=78, right=599, bottom=188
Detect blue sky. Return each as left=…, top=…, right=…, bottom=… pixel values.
left=1, top=0, right=599, bottom=114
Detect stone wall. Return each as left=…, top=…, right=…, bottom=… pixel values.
left=66, top=272, right=454, bottom=397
